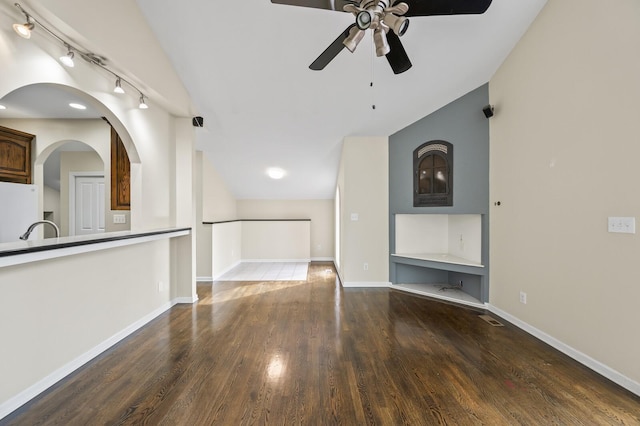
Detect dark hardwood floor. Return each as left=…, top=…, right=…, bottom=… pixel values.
left=3, top=263, right=639, bottom=425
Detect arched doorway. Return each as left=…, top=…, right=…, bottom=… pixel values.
left=0, top=83, right=140, bottom=238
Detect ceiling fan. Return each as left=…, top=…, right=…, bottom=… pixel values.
left=271, top=0, right=493, bottom=74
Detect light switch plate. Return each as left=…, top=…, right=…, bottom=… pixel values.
left=113, top=214, right=126, bottom=224
left=350, top=213, right=359, bottom=221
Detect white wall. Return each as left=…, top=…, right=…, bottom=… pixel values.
left=212, top=221, right=242, bottom=279
left=0, top=0, right=198, bottom=414
left=241, top=221, right=310, bottom=261
left=237, top=199, right=333, bottom=261
left=197, top=151, right=237, bottom=279
left=337, top=137, right=389, bottom=286
left=202, top=152, right=237, bottom=222
left=489, top=0, right=640, bottom=391
left=0, top=239, right=174, bottom=413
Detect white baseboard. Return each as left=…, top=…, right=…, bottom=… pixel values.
left=174, top=296, right=199, bottom=304
left=311, top=257, right=334, bottom=262
left=196, top=276, right=213, bottom=282
left=242, top=258, right=311, bottom=263
left=342, top=281, right=391, bottom=288
left=487, top=304, right=640, bottom=397
left=0, top=298, right=182, bottom=421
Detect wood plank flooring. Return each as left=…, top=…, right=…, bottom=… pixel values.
left=2, top=263, right=639, bottom=425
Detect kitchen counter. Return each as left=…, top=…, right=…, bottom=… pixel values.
left=0, top=227, right=190, bottom=267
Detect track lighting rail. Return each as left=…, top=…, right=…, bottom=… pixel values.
left=12, top=3, right=149, bottom=109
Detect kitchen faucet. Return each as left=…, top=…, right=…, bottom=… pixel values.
left=20, top=220, right=60, bottom=240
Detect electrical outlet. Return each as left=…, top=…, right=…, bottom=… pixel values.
left=519, top=291, right=527, bottom=304
left=363, top=263, right=368, bottom=271
left=608, top=217, right=636, bottom=234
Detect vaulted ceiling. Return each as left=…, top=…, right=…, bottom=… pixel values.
left=2, top=0, right=547, bottom=200
left=135, top=0, right=546, bottom=199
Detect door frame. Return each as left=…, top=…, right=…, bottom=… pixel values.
left=69, top=171, right=104, bottom=236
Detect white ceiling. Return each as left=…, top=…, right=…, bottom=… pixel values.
left=0, top=84, right=102, bottom=119
left=135, top=0, right=546, bottom=200
left=2, top=0, right=547, bottom=200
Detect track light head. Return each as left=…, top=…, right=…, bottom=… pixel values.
left=138, top=94, right=148, bottom=109
left=373, top=28, right=390, bottom=57
left=114, top=78, right=125, bottom=94
left=60, top=48, right=74, bottom=67
left=343, top=26, right=366, bottom=53
left=13, top=20, right=34, bottom=38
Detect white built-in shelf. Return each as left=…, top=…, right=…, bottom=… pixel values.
left=392, top=253, right=484, bottom=268
left=394, top=214, right=483, bottom=270
left=391, top=283, right=484, bottom=309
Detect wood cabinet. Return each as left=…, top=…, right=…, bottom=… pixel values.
left=110, top=126, right=130, bottom=210
left=0, top=125, right=34, bottom=184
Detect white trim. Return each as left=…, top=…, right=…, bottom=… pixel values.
left=68, top=171, right=104, bottom=237
left=241, top=258, right=311, bottom=263
left=311, top=257, right=334, bottom=262
left=0, top=297, right=185, bottom=420
left=487, top=304, right=640, bottom=397
left=341, top=281, right=391, bottom=288
left=196, top=276, right=213, bottom=282
left=391, top=283, right=486, bottom=309
left=174, top=296, right=199, bottom=304
left=0, top=229, right=190, bottom=268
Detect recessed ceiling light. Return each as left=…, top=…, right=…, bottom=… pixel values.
left=0, top=105, right=6, bottom=110
left=267, top=167, right=286, bottom=180
left=69, top=103, right=86, bottom=110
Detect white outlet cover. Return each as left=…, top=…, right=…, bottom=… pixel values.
left=113, top=214, right=126, bottom=224
left=608, top=217, right=635, bottom=234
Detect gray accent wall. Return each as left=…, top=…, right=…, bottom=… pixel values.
left=389, top=84, right=490, bottom=301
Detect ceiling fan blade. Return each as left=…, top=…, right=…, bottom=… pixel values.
left=309, top=24, right=356, bottom=71
left=385, top=31, right=412, bottom=74
left=271, top=0, right=355, bottom=12
left=400, top=0, right=492, bottom=17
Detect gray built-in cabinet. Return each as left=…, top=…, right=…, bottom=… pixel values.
left=389, top=84, right=490, bottom=307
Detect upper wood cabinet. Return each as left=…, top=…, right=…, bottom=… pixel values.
left=0, top=125, right=35, bottom=184
left=110, top=126, right=130, bottom=210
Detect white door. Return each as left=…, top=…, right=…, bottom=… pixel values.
left=74, top=176, right=105, bottom=235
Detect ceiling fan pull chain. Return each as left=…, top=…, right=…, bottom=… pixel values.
left=371, top=37, right=376, bottom=110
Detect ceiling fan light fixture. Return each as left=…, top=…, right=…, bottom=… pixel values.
left=343, top=26, right=366, bottom=53
left=356, top=10, right=372, bottom=30
left=13, top=20, right=34, bottom=39
left=384, top=14, right=409, bottom=36
left=373, top=28, right=390, bottom=57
